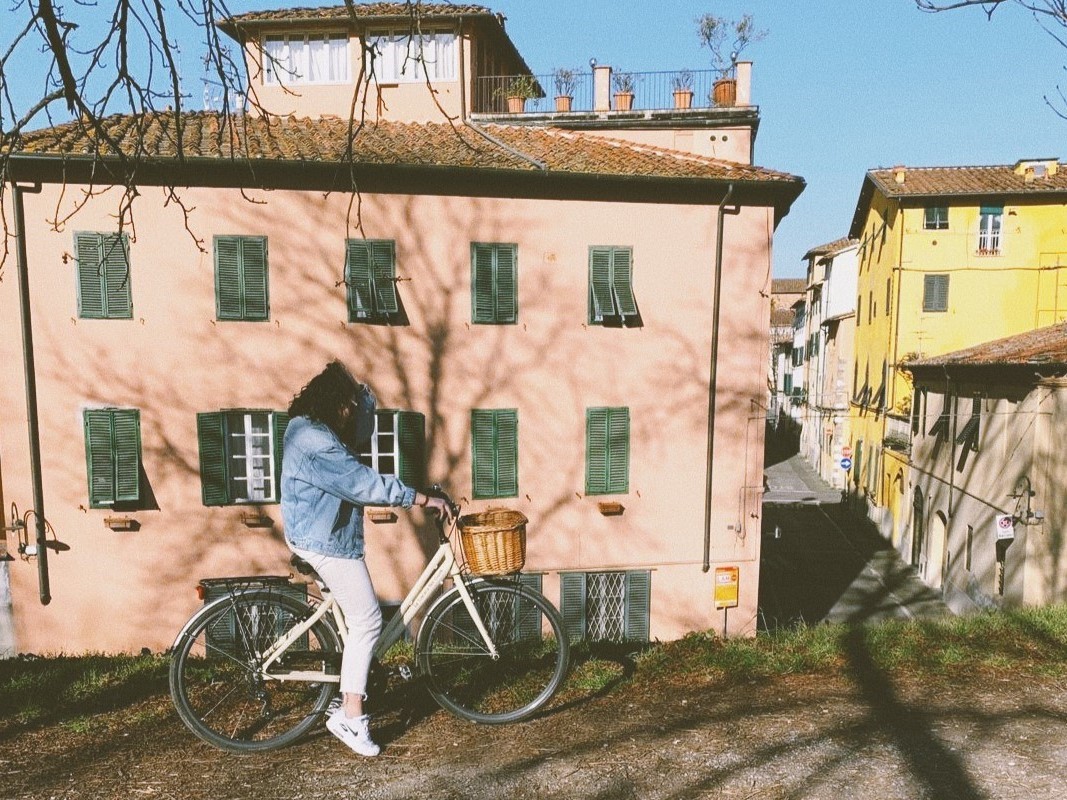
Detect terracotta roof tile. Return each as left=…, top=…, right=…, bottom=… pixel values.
left=868, top=163, right=1067, bottom=199
left=907, top=322, right=1067, bottom=369
left=222, top=3, right=494, bottom=26
left=11, top=112, right=804, bottom=187
left=801, top=236, right=856, bottom=261
left=771, top=278, right=806, bottom=295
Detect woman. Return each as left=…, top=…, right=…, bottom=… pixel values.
left=281, top=361, right=451, bottom=756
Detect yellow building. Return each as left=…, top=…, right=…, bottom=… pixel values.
left=847, top=159, right=1067, bottom=544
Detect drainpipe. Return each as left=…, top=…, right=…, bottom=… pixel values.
left=12, top=181, right=51, bottom=605
left=458, top=16, right=467, bottom=119
left=703, top=183, right=739, bottom=572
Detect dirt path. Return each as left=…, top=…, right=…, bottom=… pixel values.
left=3, top=665, right=1067, bottom=800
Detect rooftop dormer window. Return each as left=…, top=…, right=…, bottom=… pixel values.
left=368, top=29, right=457, bottom=83
left=264, top=32, right=349, bottom=85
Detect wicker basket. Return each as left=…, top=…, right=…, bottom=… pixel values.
left=458, top=508, right=527, bottom=575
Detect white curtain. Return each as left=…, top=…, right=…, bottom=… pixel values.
left=328, top=35, right=349, bottom=82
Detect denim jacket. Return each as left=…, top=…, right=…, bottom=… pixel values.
left=281, top=416, right=416, bottom=559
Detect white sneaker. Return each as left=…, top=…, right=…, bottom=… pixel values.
left=326, top=710, right=381, bottom=757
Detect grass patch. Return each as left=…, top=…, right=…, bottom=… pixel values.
left=0, top=652, right=169, bottom=731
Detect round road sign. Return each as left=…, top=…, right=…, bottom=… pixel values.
left=840, top=457, right=853, bottom=471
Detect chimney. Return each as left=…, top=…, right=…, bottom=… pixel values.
left=593, top=65, right=612, bottom=112
left=735, top=61, right=752, bottom=106
left=893, top=166, right=906, bottom=184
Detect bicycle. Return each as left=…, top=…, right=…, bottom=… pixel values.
left=168, top=487, right=570, bottom=753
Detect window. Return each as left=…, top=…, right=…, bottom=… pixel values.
left=978, top=205, right=1003, bottom=254
left=965, top=525, right=974, bottom=572
left=471, top=243, right=517, bottom=324
left=856, top=295, right=862, bottom=325
left=886, top=277, right=892, bottom=315
left=346, top=239, right=399, bottom=323
left=560, top=571, right=651, bottom=643
left=589, top=246, right=639, bottom=326
left=264, top=32, right=349, bottom=85
left=197, top=410, right=288, bottom=506
left=368, top=30, right=456, bottom=82
left=924, top=206, right=949, bottom=230
left=75, top=232, right=132, bottom=319
left=586, top=407, right=629, bottom=495
left=215, top=236, right=269, bottom=321
left=922, top=274, right=949, bottom=312
left=358, top=409, right=426, bottom=488
left=84, top=408, right=141, bottom=507
left=471, top=409, right=518, bottom=499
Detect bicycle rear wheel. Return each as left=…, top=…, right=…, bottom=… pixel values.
left=417, top=579, right=569, bottom=724
left=169, top=590, right=341, bottom=753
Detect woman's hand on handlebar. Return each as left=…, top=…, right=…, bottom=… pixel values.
left=422, top=494, right=454, bottom=523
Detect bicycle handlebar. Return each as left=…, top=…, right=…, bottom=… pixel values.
left=423, top=484, right=460, bottom=523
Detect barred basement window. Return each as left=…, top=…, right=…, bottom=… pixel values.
left=560, top=570, right=651, bottom=643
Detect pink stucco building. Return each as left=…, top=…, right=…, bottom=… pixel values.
left=0, top=3, right=803, bottom=653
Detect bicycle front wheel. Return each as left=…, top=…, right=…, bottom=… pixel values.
left=417, top=580, right=570, bottom=724
left=169, top=590, right=341, bottom=753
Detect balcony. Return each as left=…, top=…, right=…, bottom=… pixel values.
left=471, top=67, right=752, bottom=118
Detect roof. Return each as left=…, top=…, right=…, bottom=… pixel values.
left=215, top=3, right=533, bottom=77
left=771, top=278, right=806, bottom=295
left=770, top=307, right=795, bottom=327
left=801, top=236, right=857, bottom=262
left=8, top=112, right=804, bottom=198
left=906, top=322, right=1067, bottom=371
left=221, top=3, right=495, bottom=27
left=849, top=161, right=1067, bottom=238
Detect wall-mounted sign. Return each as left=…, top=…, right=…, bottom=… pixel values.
left=995, top=514, right=1015, bottom=541
left=714, top=566, right=739, bottom=610
left=840, top=457, right=853, bottom=471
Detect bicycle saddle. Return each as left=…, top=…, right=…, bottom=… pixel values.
left=289, top=554, right=324, bottom=584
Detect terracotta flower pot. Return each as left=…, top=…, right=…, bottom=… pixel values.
left=672, top=89, right=693, bottom=110
left=614, top=91, right=634, bottom=112
left=712, top=78, right=736, bottom=107
left=555, top=95, right=573, bottom=113
left=507, top=96, right=527, bottom=113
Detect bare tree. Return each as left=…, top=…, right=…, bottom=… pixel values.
left=0, top=0, right=445, bottom=274
left=916, top=1, right=1067, bottom=113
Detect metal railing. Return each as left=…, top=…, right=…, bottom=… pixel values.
left=473, top=69, right=727, bottom=115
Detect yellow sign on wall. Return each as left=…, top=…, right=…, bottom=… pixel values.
left=714, top=566, right=739, bottom=609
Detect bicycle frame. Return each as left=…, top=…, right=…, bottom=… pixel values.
left=258, top=536, right=499, bottom=683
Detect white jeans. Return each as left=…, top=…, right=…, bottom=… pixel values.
left=290, top=546, right=382, bottom=697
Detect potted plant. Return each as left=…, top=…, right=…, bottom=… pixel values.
left=494, top=74, right=539, bottom=113
left=696, top=12, right=767, bottom=107
left=671, top=69, right=694, bottom=110
left=552, top=67, right=578, bottom=112
left=612, top=70, right=636, bottom=112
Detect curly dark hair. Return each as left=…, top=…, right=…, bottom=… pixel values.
left=288, top=361, right=365, bottom=432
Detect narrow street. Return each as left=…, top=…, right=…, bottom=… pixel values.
left=759, top=453, right=948, bottom=630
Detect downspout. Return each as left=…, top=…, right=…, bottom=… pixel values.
left=458, top=16, right=467, bottom=120
left=703, top=183, right=739, bottom=572
left=12, top=181, right=50, bottom=605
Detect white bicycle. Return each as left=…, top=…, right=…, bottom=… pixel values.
left=168, top=487, right=569, bottom=753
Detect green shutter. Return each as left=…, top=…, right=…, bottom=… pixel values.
left=271, top=411, right=290, bottom=492
left=623, top=570, right=651, bottom=642
left=396, top=411, right=426, bottom=488
left=586, top=408, right=609, bottom=494
left=101, top=234, right=133, bottom=319
left=471, top=244, right=496, bottom=323
left=516, top=573, right=543, bottom=641
left=607, top=408, right=630, bottom=494
left=112, top=409, right=141, bottom=502
left=84, top=410, right=117, bottom=505
left=495, top=409, right=518, bottom=497
left=372, top=241, right=399, bottom=315
left=241, top=236, right=270, bottom=321
left=611, top=248, right=637, bottom=317
left=495, top=245, right=517, bottom=323
left=346, top=240, right=374, bottom=318
left=560, top=573, right=587, bottom=643
left=197, top=412, right=231, bottom=506
left=589, top=248, right=614, bottom=322
left=471, top=409, right=498, bottom=499
left=75, top=232, right=105, bottom=319
left=215, top=236, right=243, bottom=320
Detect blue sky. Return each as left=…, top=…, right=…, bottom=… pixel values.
left=10, top=1, right=1066, bottom=277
